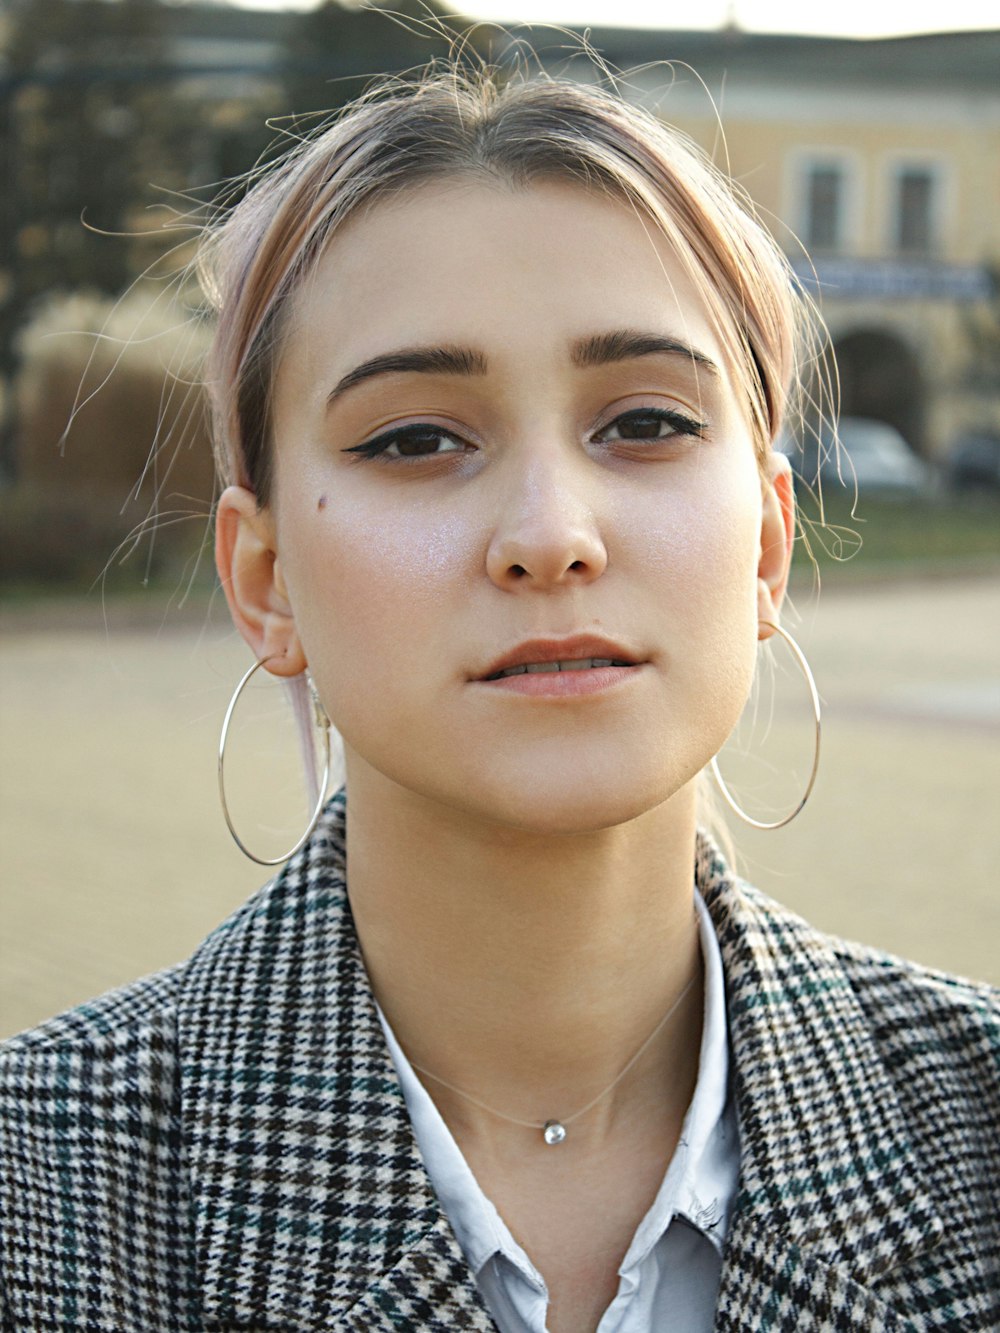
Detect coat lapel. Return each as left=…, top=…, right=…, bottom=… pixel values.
left=175, top=803, right=945, bottom=1330
left=696, top=836, right=945, bottom=1331
left=716, top=1216, right=925, bottom=1333
left=341, top=1216, right=501, bottom=1331
left=176, top=792, right=494, bottom=1330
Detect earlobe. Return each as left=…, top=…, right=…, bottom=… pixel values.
left=757, top=454, right=795, bottom=641
left=215, top=486, right=307, bottom=677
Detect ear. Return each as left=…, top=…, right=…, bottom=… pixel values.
left=215, top=486, right=307, bottom=678
left=757, top=453, right=795, bottom=642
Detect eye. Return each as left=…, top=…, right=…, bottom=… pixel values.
left=595, top=407, right=706, bottom=444
left=344, top=424, right=469, bottom=461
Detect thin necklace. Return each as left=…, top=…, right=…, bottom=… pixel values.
left=407, top=969, right=699, bottom=1147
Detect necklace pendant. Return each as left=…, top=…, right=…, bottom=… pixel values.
left=542, top=1120, right=567, bottom=1146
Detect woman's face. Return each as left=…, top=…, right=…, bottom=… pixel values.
left=231, top=178, right=791, bottom=834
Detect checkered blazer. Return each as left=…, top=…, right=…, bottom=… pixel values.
left=2, top=791, right=998, bottom=1331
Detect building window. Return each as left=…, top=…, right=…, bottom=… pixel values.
left=802, top=160, right=847, bottom=253
left=894, top=167, right=937, bottom=255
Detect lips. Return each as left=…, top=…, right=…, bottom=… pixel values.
left=476, top=636, right=643, bottom=682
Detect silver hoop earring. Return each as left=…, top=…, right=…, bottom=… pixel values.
left=218, top=657, right=332, bottom=866
left=710, top=620, right=821, bottom=830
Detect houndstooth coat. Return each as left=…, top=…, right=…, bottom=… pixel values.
left=2, top=792, right=998, bottom=1331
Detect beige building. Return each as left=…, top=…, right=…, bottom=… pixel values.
left=553, top=27, right=1000, bottom=460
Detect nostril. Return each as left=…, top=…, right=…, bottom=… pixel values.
left=510, top=564, right=528, bottom=578
left=569, top=560, right=586, bottom=571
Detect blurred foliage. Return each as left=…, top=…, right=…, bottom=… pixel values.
left=1, top=0, right=475, bottom=322
left=283, top=0, right=466, bottom=116
left=3, top=0, right=171, bottom=302
left=0, top=287, right=214, bottom=587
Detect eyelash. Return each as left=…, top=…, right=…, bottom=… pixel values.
left=343, top=407, right=707, bottom=462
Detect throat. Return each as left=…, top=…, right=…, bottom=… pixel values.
left=453, top=1093, right=692, bottom=1333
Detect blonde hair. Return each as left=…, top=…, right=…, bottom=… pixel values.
left=200, top=65, right=817, bottom=505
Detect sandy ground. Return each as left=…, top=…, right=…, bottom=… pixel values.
left=1, top=575, right=998, bottom=1039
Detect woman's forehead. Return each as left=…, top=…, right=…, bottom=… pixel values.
left=284, top=177, right=726, bottom=373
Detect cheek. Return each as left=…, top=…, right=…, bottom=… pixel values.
left=278, top=485, right=474, bottom=716
left=622, top=452, right=762, bottom=608
left=628, top=459, right=762, bottom=718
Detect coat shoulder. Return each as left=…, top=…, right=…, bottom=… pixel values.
left=1, top=961, right=183, bottom=1058
left=731, top=876, right=1000, bottom=1097
left=724, top=873, right=999, bottom=1045
left=709, top=876, right=1000, bottom=1329
left=830, top=931, right=1000, bottom=1108
left=0, top=885, right=264, bottom=1333
left=0, top=966, right=198, bottom=1329
left=832, top=930, right=999, bottom=1017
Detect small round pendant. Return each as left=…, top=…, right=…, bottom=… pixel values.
left=543, top=1120, right=567, bottom=1146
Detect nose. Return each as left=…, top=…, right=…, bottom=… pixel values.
left=485, top=452, right=609, bottom=592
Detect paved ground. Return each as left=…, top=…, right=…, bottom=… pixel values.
left=1, top=574, right=998, bottom=1039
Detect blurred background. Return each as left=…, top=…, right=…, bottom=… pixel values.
left=1, top=0, right=998, bottom=1038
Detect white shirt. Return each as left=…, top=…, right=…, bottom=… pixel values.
left=378, top=893, right=739, bottom=1332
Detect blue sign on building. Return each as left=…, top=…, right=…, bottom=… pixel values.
left=790, top=258, right=994, bottom=302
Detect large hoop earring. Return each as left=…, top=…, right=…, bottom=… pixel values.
left=218, top=657, right=332, bottom=866
left=710, top=620, right=821, bottom=831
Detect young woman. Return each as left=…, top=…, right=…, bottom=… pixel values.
left=2, top=68, right=997, bottom=1333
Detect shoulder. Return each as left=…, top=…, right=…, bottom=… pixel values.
left=0, top=870, right=273, bottom=1069
left=0, top=962, right=188, bottom=1195
left=698, top=833, right=1000, bottom=1113
left=745, top=874, right=997, bottom=1048
left=0, top=963, right=193, bottom=1325
left=708, top=872, right=999, bottom=1314
left=0, top=883, right=264, bottom=1111
left=1, top=962, right=182, bottom=1062
left=711, top=862, right=998, bottom=1034
left=0, top=963, right=189, bottom=1155
left=0, top=886, right=271, bottom=1330
left=720, top=874, right=1000, bottom=1140
left=0, top=894, right=253, bottom=1153
left=830, top=930, right=1000, bottom=1097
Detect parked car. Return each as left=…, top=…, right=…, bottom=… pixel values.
left=821, top=417, right=930, bottom=494
left=946, top=433, right=1000, bottom=492
left=777, top=417, right=929, bottom=495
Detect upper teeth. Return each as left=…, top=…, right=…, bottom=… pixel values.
left=493, top=657, right=629, bottom=678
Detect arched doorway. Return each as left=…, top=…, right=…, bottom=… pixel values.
left=832, top=329, right=926, bottom=455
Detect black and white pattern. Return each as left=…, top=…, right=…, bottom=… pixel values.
left=2, top=793, right=997, bottom=1330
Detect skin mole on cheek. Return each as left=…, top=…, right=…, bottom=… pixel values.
left=317, top=494, right=329, bottom=511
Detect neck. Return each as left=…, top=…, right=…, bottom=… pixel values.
left=344, top=755, right=705, bottom=1150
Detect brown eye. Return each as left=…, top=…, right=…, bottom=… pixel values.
left=617, top=413, right=668, bottom=439
left=344, top=425, right=467, bottom=460
left=597, top=409, right=706, bottom=444
left=394, top=429, right=455, bottom=456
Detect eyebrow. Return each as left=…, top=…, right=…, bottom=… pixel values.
left=326, top=328, right=717, bottom=407
left=327, top=345, right=487, bottom=406
left=571, top=329, right=719, bottom=375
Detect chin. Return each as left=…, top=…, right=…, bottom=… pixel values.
left=344, top=725, right=711, bottom=839
left=491, top=797, right=666, bottom=838
left=444, top=761, right=701, bottom=839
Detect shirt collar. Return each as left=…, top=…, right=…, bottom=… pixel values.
left=379, top=1001, right=544, bottom=1285
left=619, top=890, right=736, bottom=1271
left=378, top=889, right=737, bottom=1286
